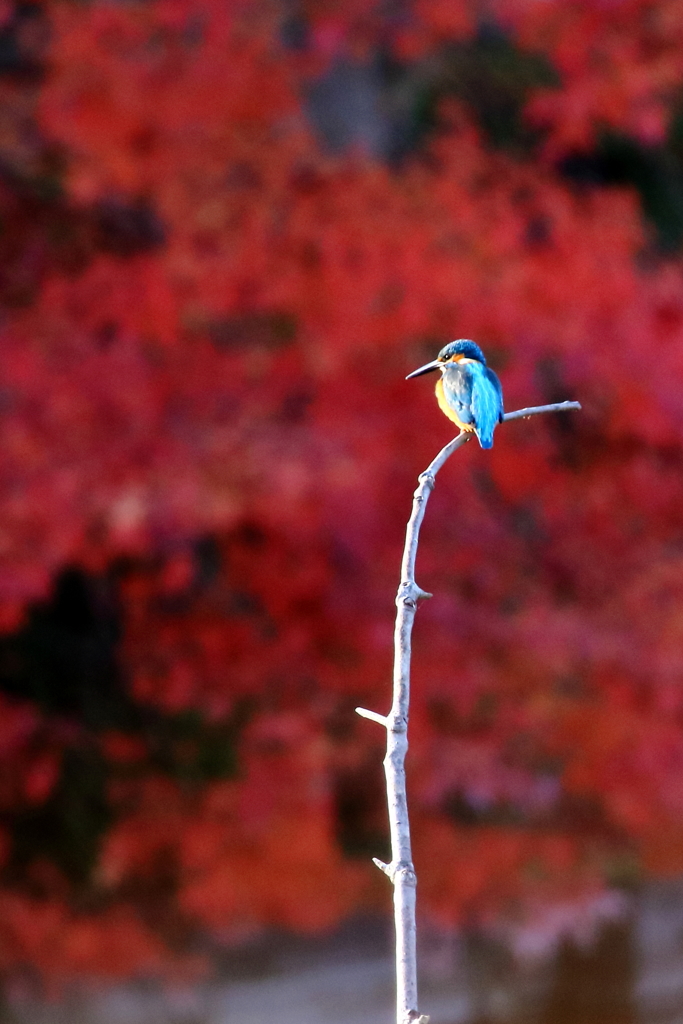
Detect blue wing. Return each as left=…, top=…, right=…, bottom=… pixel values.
left=440, top=361, right=504, bottom=445
left=470, top=364, right=504, bottom=448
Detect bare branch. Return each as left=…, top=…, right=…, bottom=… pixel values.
left=356, top=398, right=580, bottom=1024
left=355, top=707, right=389, bottom=727
left=504, top=400, right=581, bottom=421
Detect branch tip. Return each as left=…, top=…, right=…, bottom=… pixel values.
left=502, top=399, right=581, bottom=424
left=372, top=857, right=393, bottom=877
left=355, top=707, right=389, bottom=728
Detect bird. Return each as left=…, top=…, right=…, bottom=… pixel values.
left=406, top=339, right=504, bottom=448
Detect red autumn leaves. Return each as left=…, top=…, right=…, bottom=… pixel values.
left=0, top=0, right=680, bottom=979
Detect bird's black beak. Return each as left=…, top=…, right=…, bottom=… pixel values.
left=406, top=359, right=441, bottom=380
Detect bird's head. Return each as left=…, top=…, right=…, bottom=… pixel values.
left=406, top=339, right=486, bottom=379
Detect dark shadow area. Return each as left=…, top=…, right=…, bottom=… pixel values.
left=0, top=559, right=247, bottom=887
left=560, top=131, right=683, bottom=252
left=539, top=923, right=636, bottom=1024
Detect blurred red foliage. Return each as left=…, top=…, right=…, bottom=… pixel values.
left=0, top=0, right=681, bottom=981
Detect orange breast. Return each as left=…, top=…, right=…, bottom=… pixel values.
left=435, top=377, right=473, bottom=432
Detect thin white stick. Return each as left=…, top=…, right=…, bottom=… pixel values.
left=356, top=399, right=580, bottom=1024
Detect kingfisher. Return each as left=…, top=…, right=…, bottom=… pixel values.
left=406, top=339, right=504, bottom=449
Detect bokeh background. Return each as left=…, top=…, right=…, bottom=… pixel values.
left=1, top=0, right=683, bottom=1019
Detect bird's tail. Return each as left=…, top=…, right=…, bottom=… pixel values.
left=471, top=365, right=501, bottom=450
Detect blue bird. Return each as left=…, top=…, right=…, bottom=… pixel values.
left=406, top=339, right=504, bottom=448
